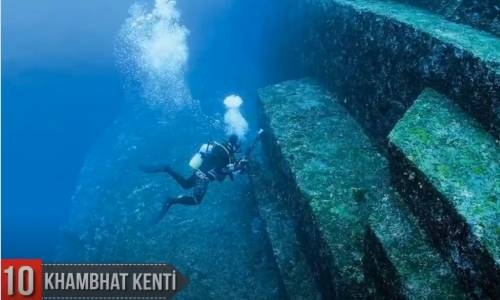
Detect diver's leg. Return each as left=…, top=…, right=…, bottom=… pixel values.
left=163, top=179, right=208, bottom=208
left=154, top=178, right=209, bottom=224
left=153, top=195, right=198, bottom=224
left=166, top=170, right=197, bottom=190
left=153, top=193, right=204, bottom=224
left=192, top=176, right=209, bottom=204
left=141, top=164, right=196, bottom=189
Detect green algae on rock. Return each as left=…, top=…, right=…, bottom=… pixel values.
left=365, top=192, right=465, bottom=299
left=258, top=78, right=465, bottom=299
left=259, top=78, right=372, bottom=298
left=389, top=88, right=500, bottom=298
left=295, top=0, right=500, bottom=141
left=398, top=0, right=500, bottom=36
left=248, top=163, right=322, bottom=300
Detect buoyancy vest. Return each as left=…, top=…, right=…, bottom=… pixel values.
left=189, top=141, right=235, bottom=180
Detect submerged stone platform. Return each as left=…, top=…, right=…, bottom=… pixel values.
left=298, top=0, right=500, bottom=141
left=399, top=0, right=500, bottom=36
left=248, top=164, right=321, bottom=300
left=258, top=78, right=464, bottom=299
left=389, top=88, right=500, bottom=298
left=365, top=192, right=465, bottom=299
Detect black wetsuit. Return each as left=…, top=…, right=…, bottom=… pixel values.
left=153, top=141, right=236, bottom=222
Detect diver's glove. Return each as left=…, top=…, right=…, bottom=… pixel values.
left=222, top=164, right=236, bottom=181
left=223, top=163, right=235, bottom=173
left=234, top=159, right=249, bottom=174
left=221, top=159, right=249, bottom=179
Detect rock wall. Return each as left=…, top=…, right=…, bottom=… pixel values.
left=398, top=0, right=500, bottom=36
left=389, top=88, right=500, bottom=297
left=294, top=0, right=500, bottom=143
left=257, top=79, right=466, bottom=299
left=256, top=81, right=499, bottom=298
left=257, top=2, right=499, bottom=298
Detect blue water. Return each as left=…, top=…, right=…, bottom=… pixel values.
left=2, top=0, right=289, bottom=261
left=2, top=0, right=131, bottom=259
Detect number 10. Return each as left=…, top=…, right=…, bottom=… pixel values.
left=4, top=266, right=35, bottom=296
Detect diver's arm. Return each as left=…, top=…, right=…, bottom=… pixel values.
left=223, top=159, right=249, bottom=177
left=220, top=164, right=235, bottom=181
left=236, top=158, right=250, bottom=174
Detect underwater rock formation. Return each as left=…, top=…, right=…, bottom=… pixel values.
left=389, top=88, right=500, bottom=298
left=58, top=107, right=286, bottom=300
left=296, top=0, right=500, bottom=142
left=248, top=164, right=322, bottom=300
left=258, top=0, right=499, bottom=297
left=364, top=188, right=466, bottom=299
left=399, top=0, right=500, bottom=36
left=257, top=78, right=465, bottom=299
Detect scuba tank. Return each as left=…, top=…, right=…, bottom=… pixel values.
left=188, top=129, right=264, bottom=170
left=188, top=143, right=214, bottom=170
left=188, top=153, right=203, bottom=170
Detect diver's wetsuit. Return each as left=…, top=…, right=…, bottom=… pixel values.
left=148, top=140, right=238, bottom=223
left=162, top=168, right=211, bottom=205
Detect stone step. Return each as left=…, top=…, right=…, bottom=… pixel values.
left=365, top=191, right=465, bottom=299
left=248, top=163, right=322, bottom=300
left=258, top=78, right=465, bottom=299
left=298, top=0, right=500, bottom=141
left=397, top=0, right=500, bottom=36
left=389, top=88, right=500, bottom=298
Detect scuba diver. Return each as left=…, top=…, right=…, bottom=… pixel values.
left=142, top=130, right=263, bottom=223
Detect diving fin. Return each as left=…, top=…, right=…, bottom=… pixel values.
left=152, top=199, right=172, bottom=225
